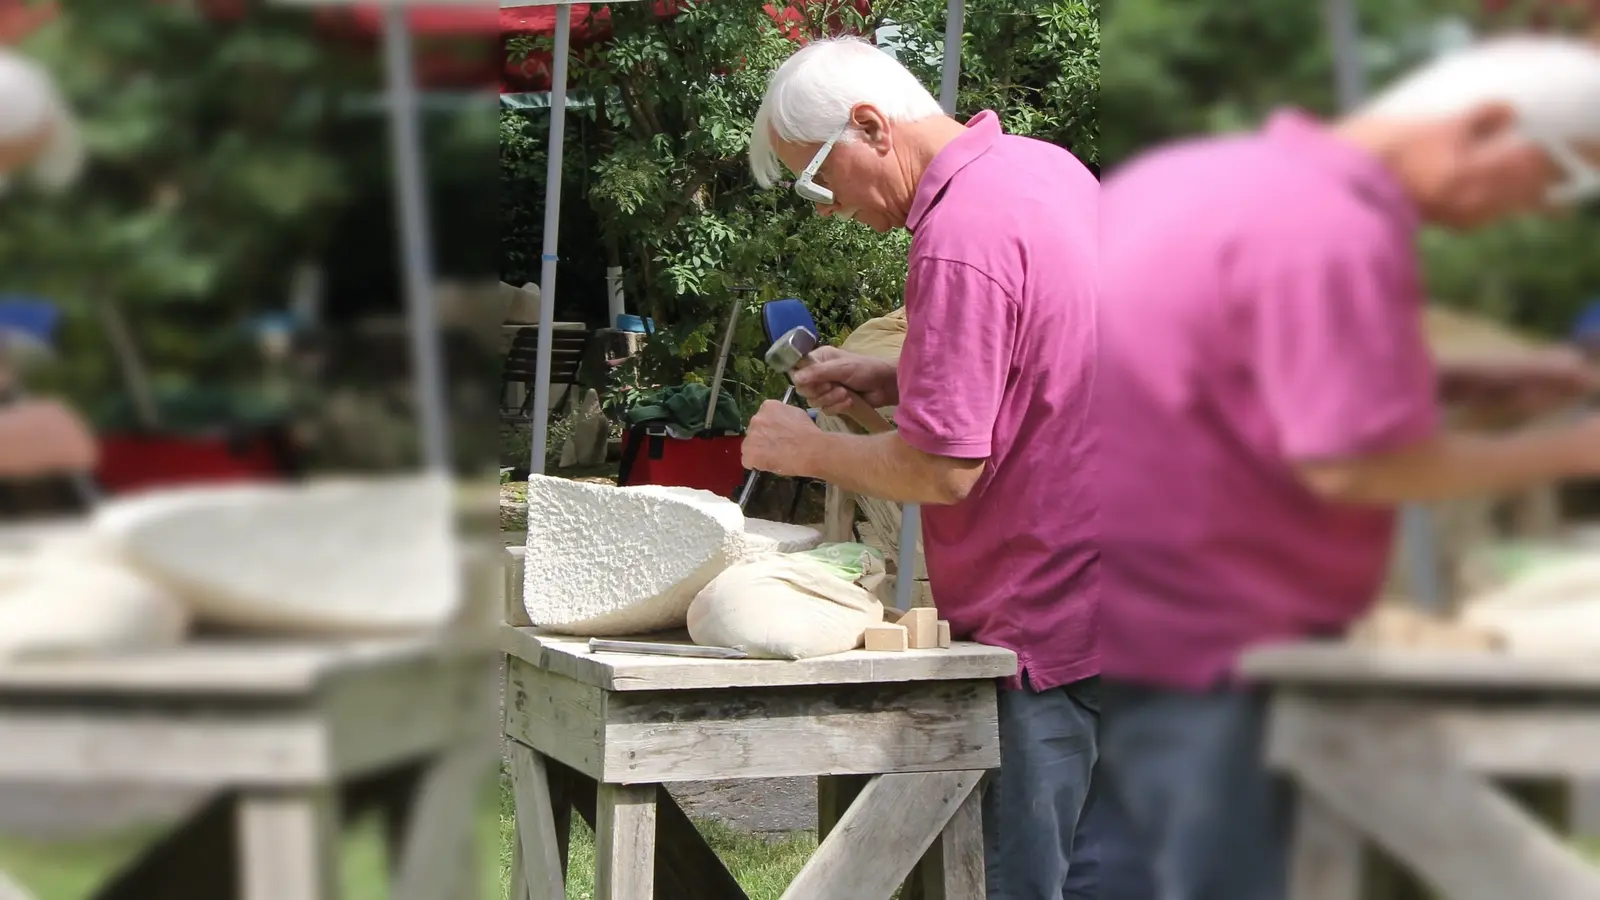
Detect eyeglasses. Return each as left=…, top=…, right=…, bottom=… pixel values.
left=793, top=124, right=850, bottom=206
left=1541, top=136, right=1600, bottom=206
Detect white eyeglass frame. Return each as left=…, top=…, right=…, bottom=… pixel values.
left=1537, top=133, right=1600, bottom=206
left=793, top=124, right=850, bottom=205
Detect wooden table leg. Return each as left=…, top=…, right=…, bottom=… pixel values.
left=1287, top=792, right=1363, bottom=900
left=236, top=788, right=340, bottom=900
left=388, top=742, right=495, bottom=900
left=595, top=783, right=657, bottom=900
left=783, top=771, right=984, bottom=900
left=919, top=776, right=985, bottom=900
left=509, top=742, right=568, bottom=900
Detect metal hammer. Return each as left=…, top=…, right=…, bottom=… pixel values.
left=764, top=326, right=892, bottom=434
left=735, top=326, right=892, bottom=509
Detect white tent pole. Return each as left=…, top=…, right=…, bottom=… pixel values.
left=381, top=4, right=451, bottom=472
left=895, top=0, right=964, bottom=612
left=1323, top=0, right=1366, bottom=113
left=938, top=0, right=965, bottom=113
left=529, top=6, right=573, bottom=477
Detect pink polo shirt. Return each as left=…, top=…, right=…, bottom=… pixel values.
left=1095, top=110, right=1440, bottom=690
left=896, top=110, right=1100, bottom=692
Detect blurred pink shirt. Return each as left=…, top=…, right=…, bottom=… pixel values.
left=1095, top=109, right=1440, bottom=690
left=896, top=110, right=1101, bottom=692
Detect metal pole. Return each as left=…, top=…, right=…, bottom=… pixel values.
left=939, top=0, right=965, bottom=113
left=894, top=0, right=965, bottom=613
left=382, top=4, right=451, bottom=472
left=1323, top=0, right=1366, bottom=112
left=529, top=6, right=572, bottom=478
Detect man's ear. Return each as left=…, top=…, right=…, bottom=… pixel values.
left=1461, top=100, right=1518, bottom=143
left=850, top=103, right=893, bottom=151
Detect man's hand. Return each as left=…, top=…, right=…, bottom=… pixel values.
left=742, top=400, right=823, bottom=477
left=1439, top=350, right=1598, bottom=422
left=0, top=399, right=99, bottom=477
left=790, top=347, right=898, bottom=416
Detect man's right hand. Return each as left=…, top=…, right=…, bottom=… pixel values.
left=0, top=399, right=99, bottom=477
left=789, top=346, right=899, bottom=415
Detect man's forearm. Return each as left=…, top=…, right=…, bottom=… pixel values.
left=1299, top=422, right=1599, bottom=505
left=802, top=430, right=981, bottom=505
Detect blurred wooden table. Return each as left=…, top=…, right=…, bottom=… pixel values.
left=0, top=636, right=499, bottom=900
left=500, top=626, right=1016, bottom=900
left=1243, top=642, right=1600, bottom=900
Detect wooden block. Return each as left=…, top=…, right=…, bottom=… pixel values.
left=902, top=607, right=938, bottom=649
left=863, top=624, right=908, bottom=652
left=937, top=620, right=951, bottom=649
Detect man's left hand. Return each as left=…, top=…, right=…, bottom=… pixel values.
left=742, top=400, right=821, bottom=477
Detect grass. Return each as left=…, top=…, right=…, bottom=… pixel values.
left=0, top=775, right=818, bottom=900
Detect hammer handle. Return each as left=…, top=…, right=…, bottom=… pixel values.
left=838, top=391, right=893, bottom=434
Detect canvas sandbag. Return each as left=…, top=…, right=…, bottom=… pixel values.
left=687, top=553, right=884, bottom=660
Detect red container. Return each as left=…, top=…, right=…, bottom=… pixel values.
left=96, top=433, right=289, bottom=496
left=616, top=426, right=745, bottom=498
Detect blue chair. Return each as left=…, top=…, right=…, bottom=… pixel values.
left=761, top=297, right=818, bottom=348
left=748, top=298, right=821, bottom=521
left=0, top=298, right=61, bottom=359
left=1574, top=301, right=1600, bottom=351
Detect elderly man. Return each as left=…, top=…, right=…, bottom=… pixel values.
left=741, top=36, right=1101, bottom=900
left=0, top=49, right=96, bottom=479
left=1094, top=35, right=1600, bottom=900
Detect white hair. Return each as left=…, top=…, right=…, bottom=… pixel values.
left=0, top=50, right=84, bottom=192
left=1361, top=35, right=1600, bottom=142
left=748, top=36, right=943, bottom=188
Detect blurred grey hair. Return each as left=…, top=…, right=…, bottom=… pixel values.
left=1360, top=35, right=1600, bottom=142
left=0, top=50, right=84, bottom=192
left=748, top=36, right=943, bottom=187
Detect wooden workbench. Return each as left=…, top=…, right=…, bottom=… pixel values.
left=500, top=626, right=1017, bottom=900
left=1242, top=642, right=1600, bottom=900
left=0, top=636, right=500, bottom=900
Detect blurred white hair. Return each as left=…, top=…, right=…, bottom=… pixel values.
left=0, top=50, right=84, bottom=193
left=748, top=36, right=943, bottom=187
left=1360, top=35, right=1600, bottom=202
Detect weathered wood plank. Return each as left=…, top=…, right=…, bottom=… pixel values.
left=324, top=651, right=498, bottom=779
left=1243, top=643, right=1600, bottom=693
left=552, top=759, right=746, bottom=900
left=780, top=770, right=983, bottom=900
left=505, top=546, right=533, bottom=628
left=920, top=774, right=985, bottom=900
left=1265, top=695, right=1600, bottom=778
left=392, top=741, right=495, bottom=900
left=236, top=788, right=340, bottom=900
left=1271, top=702, right=1600, bottom=900
left=509, top=743, right=567, bottom=900
left=500, top=628, right=1017, bottom=692
left=601, top=680, right=1001, bottom=782
left=1286, top=792, right=1363, bottom=900
left=0, top=636, right=494, bottom=697
left=595, top=783, right=656, bottom=900
left=823, top=483, right=858, bottom=544
left=503, top=658, right=608, bottom=778
left=0, top=711, right=329, bottom=782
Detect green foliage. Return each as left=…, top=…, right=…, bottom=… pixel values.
left=1099, top=0, right=1600, bottom=339
left=0, top=1, right=357, bottom=396
left=502, top=0, right=1100, bottom=412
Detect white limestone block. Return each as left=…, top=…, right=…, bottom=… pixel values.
left=742, top=518, right=824, bottom=553
left=1461, top=555, right=1600, bottom=656
left=0, top=528, right=189, bottom=663
left=93, top=474, right=458, bottom=636
left=526, top=477, right=755, bottom=635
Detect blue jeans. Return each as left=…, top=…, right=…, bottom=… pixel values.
left=982, top=674, right=1101, bottom=900
left=1094, top=681, right=1292, bottom=900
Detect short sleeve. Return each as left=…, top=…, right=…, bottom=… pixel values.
left=1252, top=234, right=1440, bottom=461
left=895, top=257, right=1017, bottom=459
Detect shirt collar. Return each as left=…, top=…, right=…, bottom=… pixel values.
left=906, top=109, right=1003, bottom=232
left=1263, top=108, right=1420, bottom=233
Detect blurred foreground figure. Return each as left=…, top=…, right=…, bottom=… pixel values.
left=0, top=49, right=96, bottom=480
left=1094, top=35, right=1600, bottom=900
